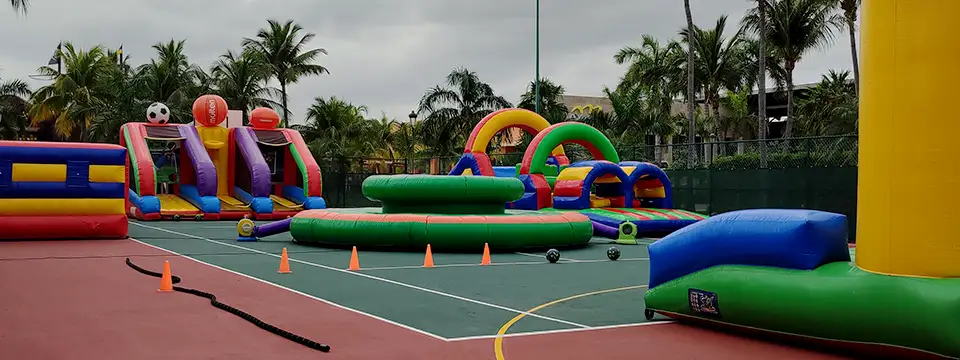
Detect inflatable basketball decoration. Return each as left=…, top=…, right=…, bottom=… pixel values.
left=249, top=107, right=281, bottom=129
left=192, top=94, right=229, bottom=127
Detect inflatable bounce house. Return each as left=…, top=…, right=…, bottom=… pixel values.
left=0, top=141, right=128, bottom=239
left=642, top=1, right=960, bottom=358
left=449, top=108, right=707, bottom=237
left=123, top=95, right=324, bottom=221
left=228, top=107, right=325, bottom=220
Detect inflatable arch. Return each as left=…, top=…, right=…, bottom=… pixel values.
left=512, top=122, right=620, bottom=209
left=449, top=108, right=569, bottom=177
left=553, top=160, right=633, bottom=209
left=621, top=161, right=673, bottom=208
left=510, top=122, right=676, bottom=211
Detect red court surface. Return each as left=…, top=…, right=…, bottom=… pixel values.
left=0, top=239, right=851, bottom=359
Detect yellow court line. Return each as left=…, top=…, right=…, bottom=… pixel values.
left=493, top=285, right=648, bottom=360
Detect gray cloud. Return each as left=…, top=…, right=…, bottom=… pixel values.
left=0, top=0, right=857, bottom=125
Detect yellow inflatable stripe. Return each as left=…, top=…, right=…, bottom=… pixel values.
left=90, top=165, right=125, bottom=183
left=556, top=167, right=591, bottom=181
left=11, top=164, right=125, bottom=183
left=0, top=199, right=125, bottom=216
left=594, top=174, right=622, bottom=184
left=635, top=187, right=666, bottom=198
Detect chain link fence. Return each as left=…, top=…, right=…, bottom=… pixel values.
left=315, top=135, right=859, bottom=240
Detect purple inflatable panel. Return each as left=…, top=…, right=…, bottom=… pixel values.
left=178, top=125, right=218, bottom=196
left=254, top=218, right=292, bottom=238
left=235, top=127, right=272, bottom=197
left=592, top=220, right=619, bottom=239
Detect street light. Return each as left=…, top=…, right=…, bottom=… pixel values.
left=408, top=111, right=417, bottom=172
left=535, top=0, right=540, bottom=115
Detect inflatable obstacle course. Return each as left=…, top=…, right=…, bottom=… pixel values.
left=450, top=109, right=707, bottom=237
left=287, top=175, right=593, bottom=251
left=0, top=141, right=128, bottom=239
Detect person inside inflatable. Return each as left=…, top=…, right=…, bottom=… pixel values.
left=150, top=141, right=180, bottom=194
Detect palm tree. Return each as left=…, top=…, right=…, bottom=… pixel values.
left=211, top=49, right=281, bottom=124
left=0, top=72, right=31, bottom=139
left=297, top=96, right=378, bottom=174
left=29, top=43, right=114, bottom=141
left=243, top=19, right=329, bottom=128
left=88, top=48, right=140, bottom=143
left=756, top=0, right=768, bottom=142
left=614, top=35, right=685, bottom=99
left=679, top=15, right=748, bottom=141
left=682, top=0, right=697, bottom=162
left=518, top=78, right=568, bottom=123
left=795, top=69, right=857, bottom=136
left=839, top=0, right=860, bottom=95
left=417, top=67, right=512, bottom=157
left=135, top=40, right=204, bottom=123
left=742, top=0, right=843, bottom=138
left=755, top=0, right=770, bottom=167
left=8, top=0, right=27, bottom=14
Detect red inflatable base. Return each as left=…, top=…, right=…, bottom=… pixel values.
left=218, top=211, right=249, bottom=221
left=0, top=215, right=128, bottom=240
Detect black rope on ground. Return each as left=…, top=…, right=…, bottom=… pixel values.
left=124, top=258, right=331, bottom=353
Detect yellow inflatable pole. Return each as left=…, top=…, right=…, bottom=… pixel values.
left=856, top=0, right=960, bottom=277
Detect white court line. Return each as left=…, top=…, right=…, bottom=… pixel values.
left=514, top=251, right=584, bottom=262
left=358, top=257, right=649, bottom=271
left=446, top=320, right=676, bottom=342
left=131, top=222, right=590, bottom=330
left=128, top=238, right=448, bottom=341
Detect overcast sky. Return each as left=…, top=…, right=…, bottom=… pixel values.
left=0, top=0, right=858, bottom=125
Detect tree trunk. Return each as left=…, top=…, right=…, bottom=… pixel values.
left=711, top=97, right=722, bottom=141
left=80, top=118, right=88, bottom=142
left=280, top=80, right=288, bottom=128
left=758, top=0, right=768, bottom=168
left=785, top=64, right=795, bottom=139
left=847, top=18, right=860, bottom=97
left=683, top=0, right=697, bottom=166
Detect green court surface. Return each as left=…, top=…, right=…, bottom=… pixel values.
left=128, top=220, right=660, bottom=340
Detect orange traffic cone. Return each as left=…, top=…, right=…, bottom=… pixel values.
left=158, top=260, right=174, bottom=292
left=278, top=248, right=292, bottom=274
left=480, top=243, right=491, bottom=265
left=348, top=246, right=360, bottom=270
left=423, top=244, right=435, bottom=268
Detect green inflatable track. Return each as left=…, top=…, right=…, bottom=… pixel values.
left=289, top=175, right=597, bottom=251
left=643, top=262, right=960, bottom=358
left=362, top=175, right=526, bottom=214
left=290, top=208, right=593, bottom=252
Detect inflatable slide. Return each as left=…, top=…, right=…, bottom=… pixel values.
left=229, top=107, right=325, bottom=220
left=122, top=122, right=220, bottom=220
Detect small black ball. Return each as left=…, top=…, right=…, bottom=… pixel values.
left=546, top=249, right=561, bottom=263
left=607, top=247, right=621, bottom=261
left=172, top=214, right=181, bottom=221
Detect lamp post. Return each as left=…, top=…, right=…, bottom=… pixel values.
left=534, top=0, right=540, bottom=115
left=408, top=111, right=417, bottom=173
